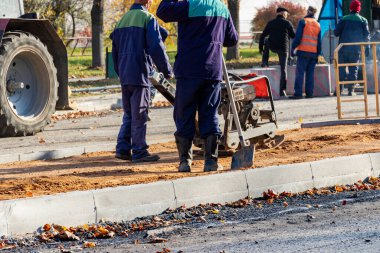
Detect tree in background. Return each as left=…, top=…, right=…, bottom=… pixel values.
left=24, top=0, right=91, bottom=37
left=105, top=0, right=177, bottom=47
left=251, top=1, right=306, bottom=33
left=227, top=0, right=240, bottom=60
left=91, top=0, right=105, bottom=67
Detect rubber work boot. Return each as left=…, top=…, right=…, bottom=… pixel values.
left=204, top=135, right=223, bottom=172
left=132, top=153, right=160, bottom=163
left=175, top=136, right=193, bottom=172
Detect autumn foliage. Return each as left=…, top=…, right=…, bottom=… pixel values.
left=251, top=1, right=307, bottom=32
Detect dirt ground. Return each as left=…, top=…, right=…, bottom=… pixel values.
left=1, top=124, right=380, bottom=201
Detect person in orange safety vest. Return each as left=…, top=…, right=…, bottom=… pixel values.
left=289, top=6, right=321, bottom=99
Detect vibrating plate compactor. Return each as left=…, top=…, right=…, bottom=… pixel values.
left=149, top=65, right=284, bottom=169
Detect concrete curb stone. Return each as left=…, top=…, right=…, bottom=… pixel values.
left=311, top=154, right=373, bottom=188
left=84, top=143, right=114, bottom=154
left=93, top=181, right=176, bottom=223
left=245, top=163, right=314, bottom=198
left=0, top=154, right=19, bottom=164
left=301, top=119, right=380, bottom=128
left=369, top=153, right=380, bottom=177
left=0, top=202, right=9, bottom=237
left=0, top=153, right=379, bottom=237
left=19, top=147, right=85, bottom=162
left=4, top=191, right=96, bottom=235
left=173, top=171, right=248, bottom=207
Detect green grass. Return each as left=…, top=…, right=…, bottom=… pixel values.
left=67, top=46, right=279, bottom=80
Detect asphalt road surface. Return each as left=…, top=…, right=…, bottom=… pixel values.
left=8, top=189, right=380, bottom=253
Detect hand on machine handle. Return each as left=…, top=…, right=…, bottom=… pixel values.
left=164, top=72, right=174, bottom=80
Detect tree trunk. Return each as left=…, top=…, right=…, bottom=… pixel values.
left=91, top=0, right=105, bottom=67
left=226, top=0, right=240, bottom=60
left=70, top=13, right=76, bottom=37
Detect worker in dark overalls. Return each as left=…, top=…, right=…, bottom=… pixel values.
left=111, top=0, right=172, bottom=163
left=334, top=0, right=370, bottom=96
left=157, top=0, right=238, bottom=172
left=259, top=7, right=295, bottom=97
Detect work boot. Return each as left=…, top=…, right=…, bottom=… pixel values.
left=175, top=136, right=193, bottom=172
left=132, top=153, right=160, bottom=163
left=115, top=151, right=132, bottom=161
left=204, top=135, right=223, bottom=172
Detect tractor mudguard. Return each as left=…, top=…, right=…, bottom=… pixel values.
left=0, top=18, right=69, bottom=109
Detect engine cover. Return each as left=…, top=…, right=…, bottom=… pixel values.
left=233, top=84, right=256, bottom=102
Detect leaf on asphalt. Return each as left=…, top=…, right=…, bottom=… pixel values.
left=342, top=200, right=347, bottom=206
left=43, top=224, right=52, bottom=232
left=210, top=209, right=220, bottom=215
left=39, top=137, right=46, bottom=144
left=226, top=197, right=251, bottom=208
left=83, top=241, right=96, bottom=248
left=39, top=232, right=55, bottom=242
left=53, top=224, right=68, bottom=233
left=156, top=248, right=172, bottom=253
left=0, top=241, right=16, bottom=250
left=335, top=185, right=344, bottom=192
left=283, top=202, right=289, bottom=207
left=149, top=236, right=168, bottom=244
left=58, top=231, right=80, bottom=241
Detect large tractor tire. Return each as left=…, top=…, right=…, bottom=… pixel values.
left=0, top=31, right=58, bottom=137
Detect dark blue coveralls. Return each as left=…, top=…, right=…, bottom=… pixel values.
left=291, top=14, right=322, bottom=97
left=157, top=0, right=238, bottom=141
left=334, top=12, right=370, bottom=94
left=111, top=4, right=172, bottom=160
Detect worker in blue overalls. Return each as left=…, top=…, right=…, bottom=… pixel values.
left=111, top=0, right=173, bottom=163
left=157, top=0, right=238, bottom=172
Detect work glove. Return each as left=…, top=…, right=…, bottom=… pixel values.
left=318, top=55, right=324, bottom=64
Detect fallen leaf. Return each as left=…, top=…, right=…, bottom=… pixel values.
left=283, top=202, right=289, bottom=207
left=39, top=137, right=46, bottom=144
left=342, top=200, right=347, bottom=206
left=83, top=241, right=96, bottom=248
left=58, top=231, right=80, bottom=241
left=149, top=236, right=168, bottom=244
left=43, top=224, right=52, bottom=231
left=210, top=209, right=220, bottom=215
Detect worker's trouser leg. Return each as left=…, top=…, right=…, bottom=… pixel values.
left=305, top=57, right=317, bottom=97
left=339, top=51, right=360, bottom=93
left=116, top=85, right=150, bottom=160
left=276, top=51, right=289, bottom=93
left=294, top=56, right=317, bottom=97
left=173, top=78, right=222, bottom=140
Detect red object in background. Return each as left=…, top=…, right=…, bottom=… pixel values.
left=241, top=73, right=269, bottom=98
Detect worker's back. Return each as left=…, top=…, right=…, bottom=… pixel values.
left=157, top=0, right=238, bottom=81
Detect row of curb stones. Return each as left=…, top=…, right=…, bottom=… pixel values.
left=0, top=153, right=379, bottom=237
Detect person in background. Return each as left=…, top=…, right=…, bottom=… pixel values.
left=259, top=7, right=295, bottom=97
left=111, top=0, right=173, bottom=163
left=289, top=6, right=321, bottom=99
left=334, top=0, right=370, bottom=96
left=157, top=0, right=238, bottom=173
left=261, top=37, right=270, bottom=68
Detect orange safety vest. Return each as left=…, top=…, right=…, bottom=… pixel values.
left=297, top=18, right=321, bottom=53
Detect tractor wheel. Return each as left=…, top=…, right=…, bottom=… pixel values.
left=0, top=31, right=58, bottom=137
